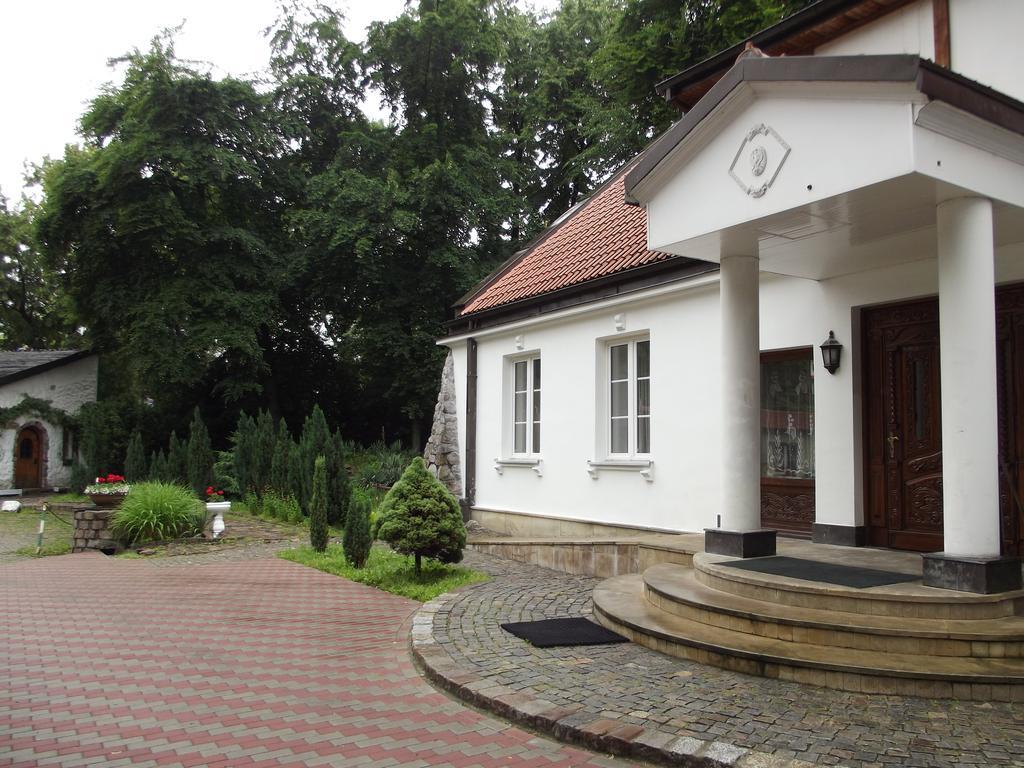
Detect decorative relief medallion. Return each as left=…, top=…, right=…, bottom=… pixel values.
left=729, top=123, right=790, bottom=198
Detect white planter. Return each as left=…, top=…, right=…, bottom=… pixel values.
left=206, top=501, right=229, bottom=538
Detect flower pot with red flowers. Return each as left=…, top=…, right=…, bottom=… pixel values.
left=85, top=473, right=131, bottom=507
left=205, top=487, right=229, bottom=538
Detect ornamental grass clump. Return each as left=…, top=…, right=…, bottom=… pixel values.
left=374, top=457, right=466, bottom=574
left=110, top=482, right=206, bottom=545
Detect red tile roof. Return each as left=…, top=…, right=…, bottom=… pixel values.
left=459, top=162, right=673, bottom=316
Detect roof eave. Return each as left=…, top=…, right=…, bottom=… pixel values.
left=0, top=350, right=95, bottom=388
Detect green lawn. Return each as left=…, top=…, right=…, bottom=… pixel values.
left=0, top=506, right=74, bottom=557
left=279, top=543, right=488, bottom=602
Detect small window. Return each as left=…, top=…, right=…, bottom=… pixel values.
left=607, top=338, right=651, bottom=457
left=511, top=356, right=541, bottom=455
left=62, top=427, right=77, bottom=466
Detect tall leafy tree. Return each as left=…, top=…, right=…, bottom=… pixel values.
left=36, top=38, right=289, bottom=413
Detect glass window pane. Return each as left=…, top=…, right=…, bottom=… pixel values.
left=515, top=360, right=527, bottom=391
left=636, top=340, right=650, bottom=378
left=637, top=379, right=650, bottom=416
left=532, top=390, right=541, bottom=421
left=532, top=423, right=541, bottom=453
left=515, top=392, right=526, bottom=422
left=637, top=417, right=650, bottom=454
left=514, top=423, right=526, bottom=453
left=760, top=354, right=815, bottom=479
left=610, top=344, right=628, bottom=380
left=611, top=418, right=628, bottom=453
left=533, top=358, right=541, bottom=388
left=611, top=381, right=628, bottom=417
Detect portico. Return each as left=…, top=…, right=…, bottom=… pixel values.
left=625, top=54, right=1024, bottom=592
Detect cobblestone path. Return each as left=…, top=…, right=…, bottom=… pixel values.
left=426, top=551, right=1024, bottom=768
left=0, top=551, right=629, bottom=768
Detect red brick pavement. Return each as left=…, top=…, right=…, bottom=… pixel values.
left=0, top=553, right=625, bottom=768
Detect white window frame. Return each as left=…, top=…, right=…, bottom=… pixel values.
left=507, top=353, right=541, bottom=458
left=604, top=337, right=651, bottom=459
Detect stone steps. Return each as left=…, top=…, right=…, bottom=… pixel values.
left=644, top=562, right=1024, bottom=657
left=593, top=569, right=1024, bottom=700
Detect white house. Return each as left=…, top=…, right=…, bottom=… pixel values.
left=0, top=350, right=97, bottom=491
left=439, top=0, right=1024, bottom=593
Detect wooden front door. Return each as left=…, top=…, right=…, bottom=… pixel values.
left=14, top=427, right=42, bottom=489
left=864, top=285, right=1024, bottom=553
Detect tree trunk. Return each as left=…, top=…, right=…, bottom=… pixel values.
left=415, top=552, right=422, bottom=574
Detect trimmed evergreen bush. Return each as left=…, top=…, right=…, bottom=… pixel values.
left=270, top=418, right=292, bottom=494
left=148, top=449, right=169, bottom=483
left=110, top=482, right=205, bottom=545
left=187, top=408, right=213, bottom=498
left=124, top=432, right=147, bottom=482
left=343, top=494, right=373, bottom=568
left=167, top=431, right=188, bottom=485
left=309, top=455, right=329, bottom=552
left=374, top=457, right=466, bottom=574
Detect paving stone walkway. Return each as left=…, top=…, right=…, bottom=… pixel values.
left=0, top=551, right=629, bottom=768
left=417, top=551, right=1024, bottom=768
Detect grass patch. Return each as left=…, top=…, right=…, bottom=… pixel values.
left=14, top=539, right=73, bottom=557
left=279, top=543, right=488, bottom=602
left=47, top=493, right=89, bottom=503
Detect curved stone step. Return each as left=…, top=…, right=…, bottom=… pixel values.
left=593, top=573, right=1024, bottom=700
left=692, top=552, right=1024, bottom=620
left=643, top=563, right=1024, bottom=657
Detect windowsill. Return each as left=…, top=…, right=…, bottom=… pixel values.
left=586, top=458, right=653, bottom=481
left=494, top=457, right=543, bottom=476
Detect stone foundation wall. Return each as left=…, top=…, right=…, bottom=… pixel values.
left=423, top=352, right=462, bottom=498
left=72, top=506, right=121, bottom=554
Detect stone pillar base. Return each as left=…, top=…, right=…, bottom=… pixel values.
left=704, top=528, right=776, bottom=558
left=812, top=523, right=867, bottom=547
left=922, top=552, right=1023, bottom=594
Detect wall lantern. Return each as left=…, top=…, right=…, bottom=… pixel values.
left=820, top=330, right=843, bottom=375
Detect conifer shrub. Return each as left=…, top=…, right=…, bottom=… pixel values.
left=148, top=449, right=169, bottom=483
left=374, top=457, right=466, bottom=574
left=343, top=494, right=372, bottom=569
left=124, top=432, right=147, bottom=482
left=309, top=456, right=329, bottom=552
left=187, top=408, right=213, bottom=498
left=167, top=431, right=188, bottom=485
left=110, top=482, right=205, bottom=545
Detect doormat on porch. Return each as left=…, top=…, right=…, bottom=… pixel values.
left=720, top=556, right=919, bottom=589
left=500, top=617, right=629, bottom=647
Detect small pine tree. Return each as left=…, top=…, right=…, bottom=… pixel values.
left=124, top=432, right=147, bottom=482
left=167, top=431, right=188, bottom=484
left=343, top=494, right=373, bottom=568
left=299, top=406, right=331, bottom=512
left=187, top=407, right=214, bottom=498
left=232, top=413, right=256, bottom=497
left=270, top=418, right=292, bottom=495
left=325, top=430, right=350, bottom=527
left=253, top=410, right=276, bottom=496
left=148, top=449, right=169, bottom=482
left=375, top=457, right=466, bottom=574
left=309, top=455, right=329, bottom=552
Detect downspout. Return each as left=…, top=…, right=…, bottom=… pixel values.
left=464, top=338, right=478, bottom=521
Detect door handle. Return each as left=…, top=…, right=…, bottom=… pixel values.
left=887, top=434, right=900, bottom=461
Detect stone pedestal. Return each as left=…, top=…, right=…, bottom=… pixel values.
left=72, top=505, right=122, bottom=554
left=424, top=351, right=462, bottom=498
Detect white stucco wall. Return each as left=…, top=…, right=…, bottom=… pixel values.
left=0, top=356, right=98, bottom=488
left=443, top=242, right=1024, bottom=534
left=815, top=0, right=935, bottom=60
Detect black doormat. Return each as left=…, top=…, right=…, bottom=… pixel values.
left=500, top=617, right=629, bottom=647
left=720, top=556, right=919, bottom=589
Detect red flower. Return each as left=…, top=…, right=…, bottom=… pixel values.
left=206, top=486, right=213, bottom=495
left=217, top=490, right=224, bottom=496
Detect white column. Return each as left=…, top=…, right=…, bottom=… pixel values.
left=937, top=196, right=1000, bottom=557
left=720, top=247, right=761, bottom=531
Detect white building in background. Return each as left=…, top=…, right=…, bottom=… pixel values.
left=439, top=0, right=1024, bottom=592
left=0, top=351, right=97, bottom=491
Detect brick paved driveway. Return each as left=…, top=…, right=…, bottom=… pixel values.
left=0, top=552, right=626, bottom=768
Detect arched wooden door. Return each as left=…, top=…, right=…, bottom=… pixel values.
left=14, top=427, right=42, bottom=489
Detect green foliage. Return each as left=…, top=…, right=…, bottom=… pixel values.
left=343, top=494, right=373, bottom=569
left=70, top=462, right=92, bottom=492
left=77, top=400, right=130, bottom=477
left=270, top=418, right=294, bottom=497
left=166, top=431, right=188, bottom=485
left=0, top=395, right=77, bottom=430
left=212, top=450, right=239, bottom=495
left=187, top=408, right=213, bottom=498
left=147, top=449, right=168, bottom=483
left=110, top=482, right=205, bottom=545
left=253, top=410, right=276, bottom=496
left=279, top=543, right=488, bottom=602
left=308, top=455, right=329, bottom=552
left=232, top=412, right=256, bottom=498
left=299, top=405, right=331, bottom=510
left=374, top=457, right=466, bottom=573
left=262, top=491, right=302, bottom=523
left=356, top=439, right=414, bottom=488
left=124, top=432, right=147, bottom=483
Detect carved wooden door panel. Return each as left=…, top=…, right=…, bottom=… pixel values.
left=865, top=300, right=943, bottom=551
left=996, top=284, right=1024, bottom=556
left=14, top=427, right=41, bottom=489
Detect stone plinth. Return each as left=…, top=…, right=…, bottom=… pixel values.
left=72, top=505, right=121, bottom=554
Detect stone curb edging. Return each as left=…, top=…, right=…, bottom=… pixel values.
left=411, top=591, right=819, bottom=768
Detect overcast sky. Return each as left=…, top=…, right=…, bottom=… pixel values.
left=0, top=0, right=417, bottom=202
